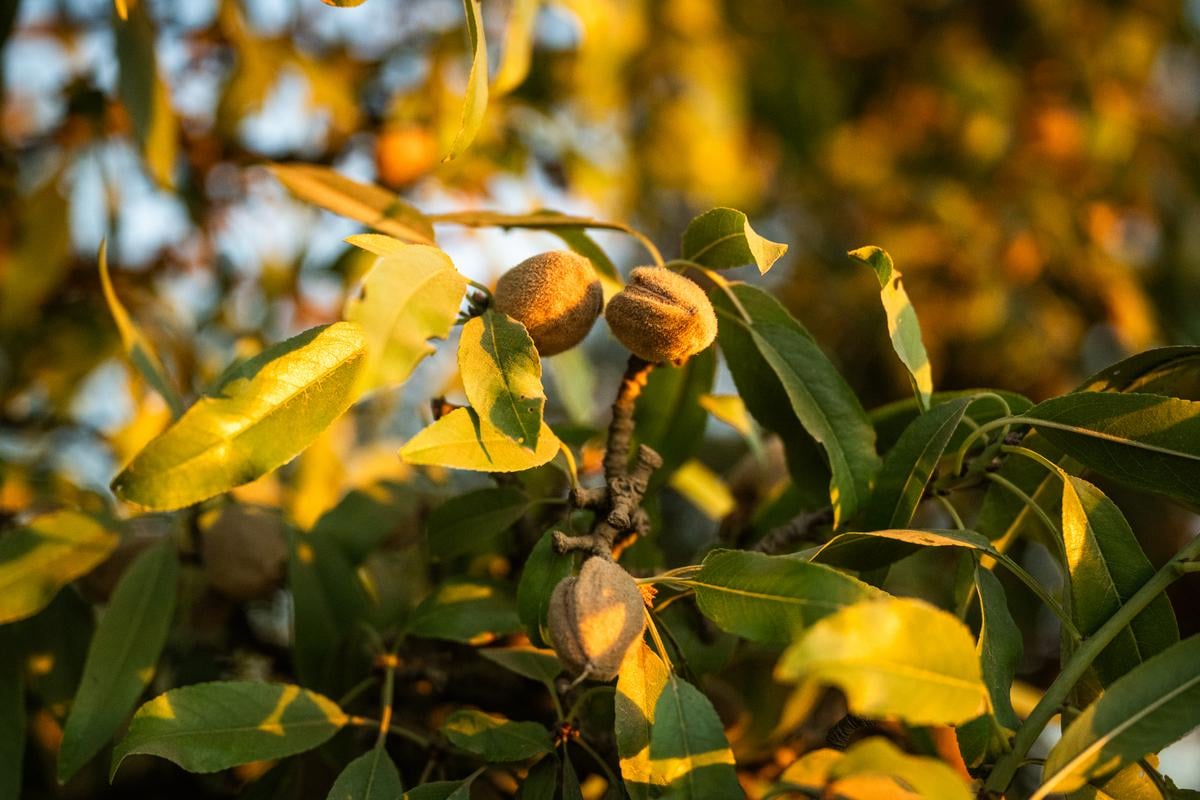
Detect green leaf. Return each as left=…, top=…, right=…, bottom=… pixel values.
left=289, top=529, right=373, bottom=691
left=459, top=309, right=545, bottom=450
left=400, top=407, right=561, bottom=473
left=848, top=246, right=932, bottom=410
left=1021, top=392, right=1200, bottom=508
left=113, top=322, right=367, bottom=511
left=869, top=389, right=1032, bottom=455
left=519, top=755, right=559, bottom=800
left=404, top=776, right=478, bottom=800
left=115, top=3, right=177, bottom=188
left=327, top=745, right=404, bottom=800
left=479, top=647, right=562, bottom=687
left=269, top=163, right=435, bottom=244
left=863, top=397, right=971, bottom=530
left=407, top=579, right=521, bottom=644
left=634, top=347, right=715, bottom=485
left=688, top=549, right=878, bottom=644
left=0, top=510, right=119, bottom=624
left=111, top=681, right=348, bottom=778
left=974, top=565, right=1022, bottom=731
left=58, top=539, right=179, bottom=782
left=975, top=431, right=1064, bottom=544
left=776, top=597, right=989, bottom=726
left=493, top=0, right=538, bottom=94
left=427, top=487, right=529, bottom=560
left=517, top=530, right=573, bottom=647
left=1061, top=476, right=1179, bottom=702
left=1079, top=345, right=1200, bottom=398
left=713, top=284, right=880, bottom=527
left=681, top=208, right=787, bottom=274
left=0, top=628, right=24, bottom=799
left=614, top=644, right=740, bottom=799
left=1038, top=635, right=1200, bottom=797
left=345, top=236, right=467, bottom=391
left=444, top=0, right=488, bottom=161
left=442, top=710, right=551, bottom=762
left=647, top=673, right=741, bottom=798
left=98, top=240, right=183, bottom=416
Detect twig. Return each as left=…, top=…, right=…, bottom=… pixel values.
left=752, top=507, right=834, bottom=555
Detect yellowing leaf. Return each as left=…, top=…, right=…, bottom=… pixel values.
left=344, top=236, right=467, bottom=391
left=98, top=240, right=183, bottom=416
left=113, top=322, right=367, bottom=511
left=0, top=510, right=120, bottom=624
left=269, top=164, right=435, bottom=244
left=668, top=460, right=734, bottom=520
left=400, top=407, right=560, bottom=473
left=493, top=0, right=538, bottom=95
left=776, top=597, right=989, bottom=726
left=115, top=3, right=177, bottom=188
left=459, top=310, right=545, bottom=450
left=681, top=207, right=787, bottom=274
left=444, top=0, right=488, bottom=161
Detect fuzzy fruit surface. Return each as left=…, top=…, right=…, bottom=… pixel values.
left=493, top=251, right=603, bottom=356
left=605, top=266, right=717, bottom=363
left=547, top=556, right=646, bottom=681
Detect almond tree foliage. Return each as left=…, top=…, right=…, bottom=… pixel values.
left=3, top=2, right=1200, bottom=800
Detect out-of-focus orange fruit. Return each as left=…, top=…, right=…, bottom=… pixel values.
left=375, top=125, right=438, bottom=187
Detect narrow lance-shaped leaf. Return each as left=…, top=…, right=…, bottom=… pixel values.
left=459, top=309, right=545, bottom=450
left=779, top=738, right=973, bottom=800
left=407, top=579, right=521, bottom=644
left=269, top=163, right=435, bottom=244
left=426, top=487, right=529, bottom=560
left=98, top=240, right=183, bottom=416
left=1020, top=392, right=1200, bottom=508
left=648, top=673, right=742, bottom=799
left=776, top=597, right=990, bottom=726
left=813, top=527, right=998, bottom=572
left=517, top=530, right=573, bottom=647
left=327, top=745, right=404, bottom=800
left=111, top=682, right=348, bottom=778
left=115, top=3, right=177, bottom=188
left=1061, top=475, right=1178, bottom=703
left=442, top=710, right=552, bottom=762
left=713, top=284, right=880, bottom=527
left=400, top=407, right=561, bottom=473
left=0, top=510, right=119, bottom=624
left=58, top=538, right=180, bottom=783
left=444, top=0, right=488, bottom=161
left=345, top=235, right=467, bottom=391
left=113, top=322, right=367, bottom=511
left=681, top=207, right=787, bottom=275
left=688, top=549, right=878, bottom=644
left=1038, top=635, right=1200, bottom=798
left=849, top=246, right=932, bottom=410
left=1079, top=345, right=1200, bottom=397
left=493, top=0, right=538, bottom=95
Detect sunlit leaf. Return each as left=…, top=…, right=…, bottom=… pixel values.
left=459, top=309, right=545, bottom=450
left=444, top=0, right=488, bottom=161
left=869, top=390, right=1032, bottom=455
left=269, top=163, right=435, bottom=244
left=426, top=487, right=529, bottom=560
left=442, top=709, right=552, bottom=762
left=689, top=549, right=877, bottom=644
left=776, top=597, right=989, bottom=726
left=849, top=246, right=932, bottom=410
left=1021, top=392, right=1200, bottom=508
left=713, top=283, right=880, bottom=527
left=668, top=460, right=734, bottom=520
left=1079, top=345, right=1200, bottom=398
left=327, top=745, right=404, bottom=800
left=0, top=510, right=119, bottom=624
left=779, top=738, right=972, bottom=800
left=399, top=407, right=561, bottom=473
left=111, top=681, right=348, bottom=778
left=813, top=527, right=997, bottom=573
left=614, top=643, right=740, bottom=799
left=1073, top=761, right=1169, bottom=800
left=343, top=236, right=467, bottom=391
left=113, top=322, right=367, bottom=511
left=58, top=539, right=179, bottom=782
left=681, top=208, right=787, bottom=274
left=517, top=530, right=573, bottom=647
left=1061, top=476, right=1178, bottom=703
left=1038, top=635, right=1200, bottom=797
left=407, top=579, right=521, bottom=644
left=494, top=0, right=539, bottom=94
left=478, top=647, right=562, bottom=687
left=0, top=171, right=72, bottom=328
left=115, top=3, right=177, bottom=188
left=98, top=240, right=183, bottom=416
left=321, top=0, right=368, bottom=6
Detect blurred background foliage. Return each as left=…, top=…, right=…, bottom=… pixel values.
left=3, top=0, right=1200, bottom=795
